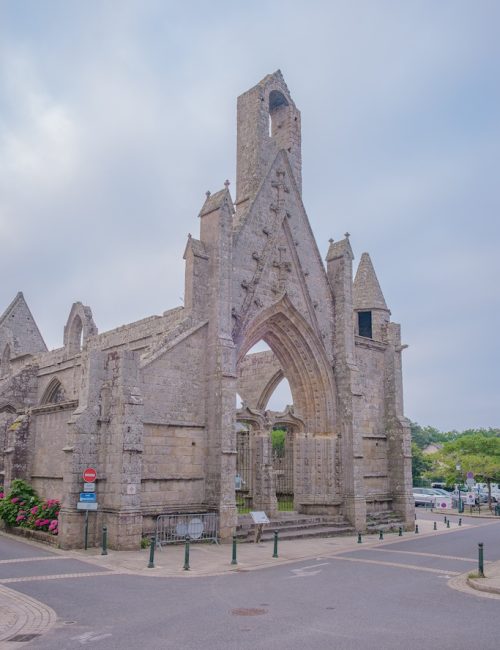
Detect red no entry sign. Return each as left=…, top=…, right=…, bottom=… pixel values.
left=83, top=467, right=97, bottom=483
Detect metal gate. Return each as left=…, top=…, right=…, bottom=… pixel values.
left=272, top=429, right=294, bottom=511
left=236, top=428, right=252, bottom=513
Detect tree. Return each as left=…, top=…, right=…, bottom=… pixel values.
left=411, top=442, right=433, bottom=486
left=432, top=434, right=500, bottom=506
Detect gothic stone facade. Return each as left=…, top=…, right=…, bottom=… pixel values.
left=0, top=72, right=414, bottom=549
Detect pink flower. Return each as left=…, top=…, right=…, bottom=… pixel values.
left=16, top=514, right=25, bottom=522
left=49, top=520, right=58, bottom=531
left=11, top=497, right=19, bottom=503
left=0, top=492, right=4, bottom=499
left=35, top=519, right=41, bottom=527
left=30, top=506, right=39, bottom=515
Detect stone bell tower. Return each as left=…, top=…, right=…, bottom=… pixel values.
left=235, top=70, right=302, bottom=214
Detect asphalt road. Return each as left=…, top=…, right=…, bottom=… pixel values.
left=2, top=518, right=500, bottom=650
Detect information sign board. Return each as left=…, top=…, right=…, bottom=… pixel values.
left=83, top=482, right=96, bottom=492
left=250, top=511, right=270, bottom=525
left=465, top=493, right=476, bottom=506
left=77, top=502, right=98, bottom=511
left=79, top=492, right=97, bottom=502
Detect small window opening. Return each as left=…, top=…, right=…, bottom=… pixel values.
left=358, top=311, right=372, bottom=338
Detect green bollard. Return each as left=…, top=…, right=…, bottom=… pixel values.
left=446, top=520, right=450, bottom=528
left=379, top=530, right=384, bottom=541
left=101, top=525, right=108, bottom=556
left=478, top=542, right=485, bottom=577
left=184, top=535, right=191, bottom=571
left=458, top=518, right=462, bottom=526
left=415, top=524, right=419, bottom=534
left=273, top=530, right=279, bottom=558
left=147, top=535, right=156, bottom=568
left=433, top=521, right=437, bottom=530
left=398, top=526, right=403, bottom=537
left=231, top=535, right=237, bottom=565
left=357, top=532, right=362, bottom=544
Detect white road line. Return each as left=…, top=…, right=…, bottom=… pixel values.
left=365, top=548, right=478, bottom=563
left=331, top=555, right=460, bottom=575
left=0, top=556, right=73, bottom=565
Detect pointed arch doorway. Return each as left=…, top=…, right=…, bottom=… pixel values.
left=235, top=296, right=338, bottom=516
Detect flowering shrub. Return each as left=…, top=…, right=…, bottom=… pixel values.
left=25, top=498, right=60, bottom=534
left=0, top=480, right=60, bottom=535
left=0, top=479, right=39, bottom=527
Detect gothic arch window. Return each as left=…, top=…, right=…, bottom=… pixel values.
left=67, top=314, right=83, bottom=356
left=268, top=90, right=289, bottom=139
left=41, top=377, right=66, bottom=405
left=0, top=344, right=11, bottom=377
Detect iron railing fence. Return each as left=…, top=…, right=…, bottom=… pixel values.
left=155, top=512, right=219, bottom=547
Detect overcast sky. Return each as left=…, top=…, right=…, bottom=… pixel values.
left=1, top=1, right=498, bottom=431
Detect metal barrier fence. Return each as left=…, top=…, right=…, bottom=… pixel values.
left=155, top=513, right=219, bottom=547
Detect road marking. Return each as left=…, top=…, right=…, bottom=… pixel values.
left=0, top=571, right=114, bottom=584
left=0, top=556, right=73, bottom=565
left=288, top=562, right=329, bottom=579
left=71, top=631, right=113, bottom=645
left=365, top=548, right=478, bottom=563
left=331, top=556, right=460, bottom=575
left=294, top=562, right=330, bottom=571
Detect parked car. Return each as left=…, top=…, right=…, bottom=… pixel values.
left=413, top=488, right=437, bottom=507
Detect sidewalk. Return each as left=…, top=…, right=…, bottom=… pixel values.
left=1, top=516, right=500, bottom=646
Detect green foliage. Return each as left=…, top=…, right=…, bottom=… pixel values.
left=432, top=434, right=500, bottom=496
left=411, top=422, right=500, bottom=451
left=410, top=422, right=446, bottom=450
left=0, top=479, right=39, bottom=527
left=141, top=537, right=151, bottom=549
left=271, top=428, right=286, bottom=457
left=411, top=443, right=432, bottom=486
left=0, top=480, right=60, bottom=534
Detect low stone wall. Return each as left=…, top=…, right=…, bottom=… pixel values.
left=4, top=525, right=59, bottom=547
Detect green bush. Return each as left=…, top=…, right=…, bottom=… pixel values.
left=0, top=479, right=39, bottom=527
left=0, top=479, right=60, bottom=535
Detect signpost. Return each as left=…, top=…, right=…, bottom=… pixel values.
left=250, top=511, right=270, bottom=543
left=83, top=467, right=97, bottom=483
left=79, top=468, right=98, bottom=549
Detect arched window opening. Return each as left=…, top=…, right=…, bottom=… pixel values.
left=268, top=90, right=289, bottom=140
left=266, top=377, right=293, bottom=413
left=0, top=344, right=11, bottom=377
left=67, top=315, right=83, bottom=356
left=41, top=378, right=66, bottom=405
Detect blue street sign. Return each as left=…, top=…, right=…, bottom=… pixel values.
left=79, top=492, right=97, bottom=502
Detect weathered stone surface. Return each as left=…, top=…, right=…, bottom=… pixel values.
left=0, top=71, right=413, bottom=548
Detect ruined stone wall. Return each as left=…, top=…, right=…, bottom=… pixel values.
left=141, top=326, right=207, bottom=424
left=30, top=408, right=71, bottom=500
left=141, top=423, right=206, bottom=514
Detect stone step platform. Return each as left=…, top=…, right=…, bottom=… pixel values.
left=366, top=510, right=406, bottom=532
left=236, top=513, right=354, bottom=543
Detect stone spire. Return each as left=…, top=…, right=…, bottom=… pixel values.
left=353, top=253, right=388, bottom=312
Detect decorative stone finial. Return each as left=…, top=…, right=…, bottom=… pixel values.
left=328, top=238, right=334, bottom=244
left=224, top=179, right=230, bottom=189
left=205, top=190, right=211, bottom=198
left=344, top=232, right=350, bottom=239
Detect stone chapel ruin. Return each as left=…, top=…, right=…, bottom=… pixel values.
left=0, top=71, right=414, bottom=549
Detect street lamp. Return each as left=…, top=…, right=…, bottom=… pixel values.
left=456, top=463, right=463, bottom=513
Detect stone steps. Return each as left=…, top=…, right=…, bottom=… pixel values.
left=236, top=513, right=354, bottom=542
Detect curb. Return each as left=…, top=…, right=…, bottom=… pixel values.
left=466, top=576, right=500, bottom=596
